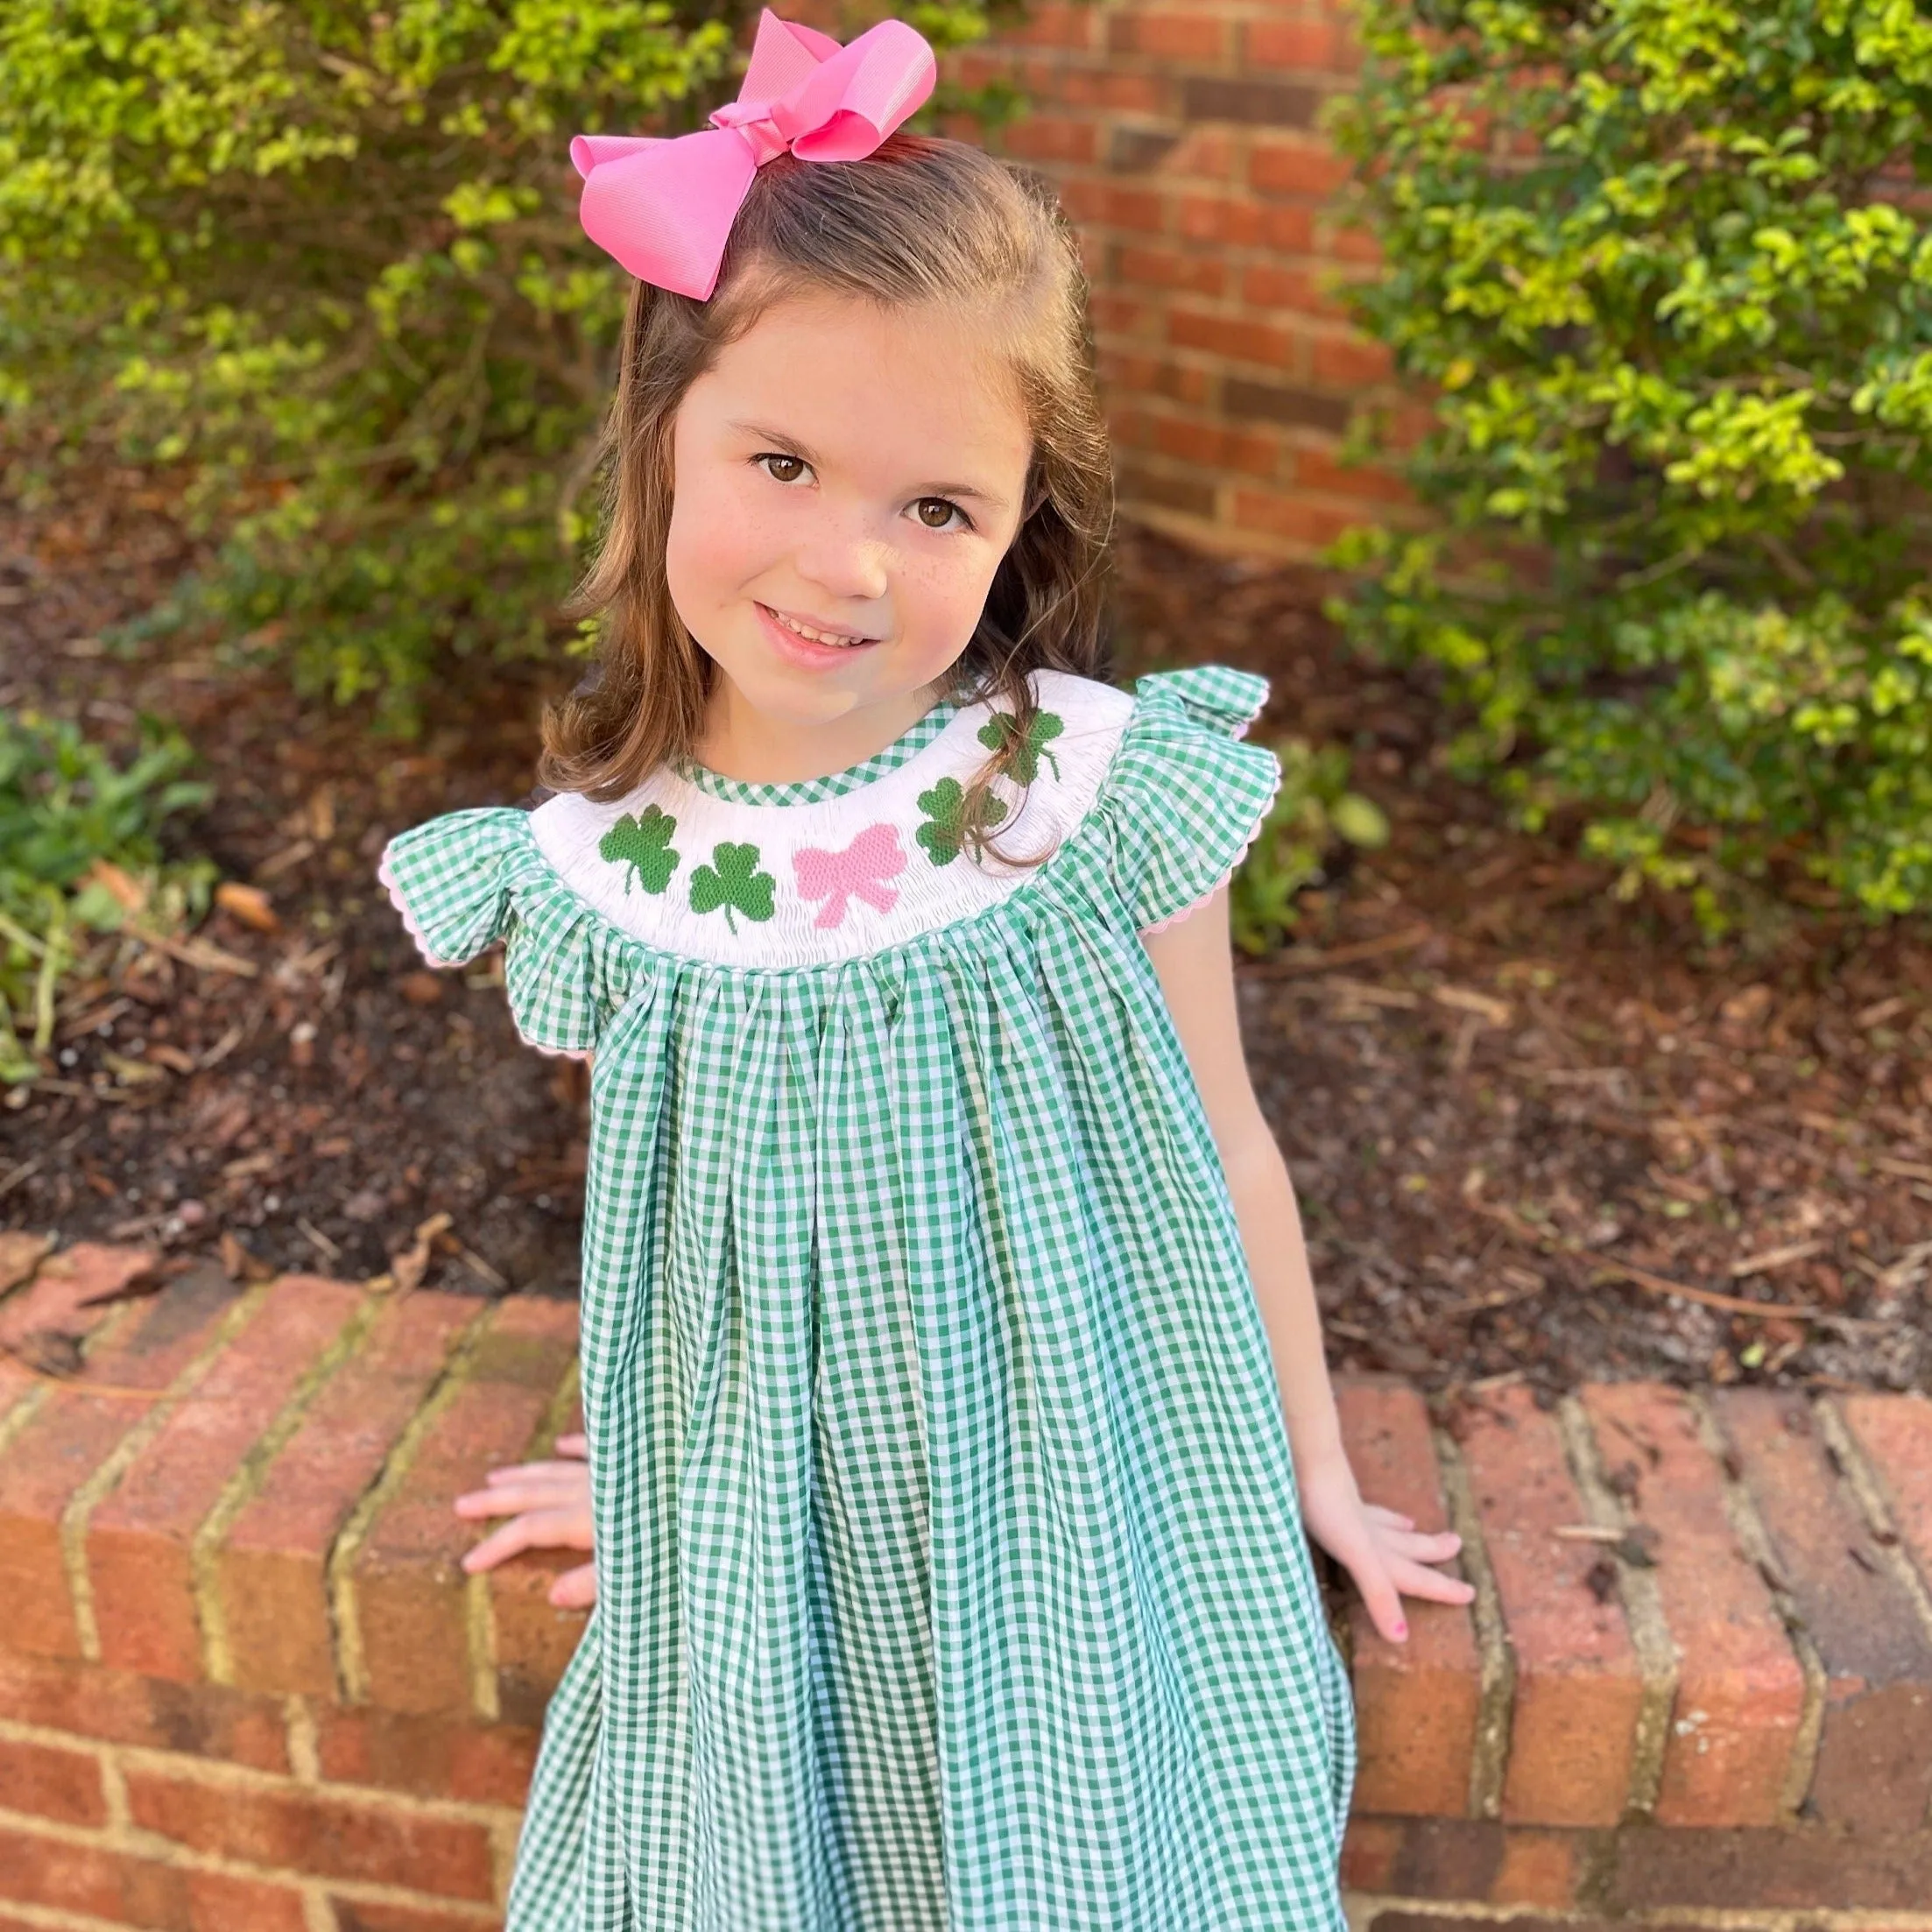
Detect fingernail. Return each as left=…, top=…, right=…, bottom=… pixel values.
left=1392, top=1619, right=1407, bottom=1639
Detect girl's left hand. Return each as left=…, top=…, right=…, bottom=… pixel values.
left=1294, top=1446, right=1476, bottom=1644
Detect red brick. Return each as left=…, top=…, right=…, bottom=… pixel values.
left=1165, top=127, right=1237, bottom=183
left=1061, top=68, right=1167, bottom=114
left=0, top=1241, right=154, bottom=1354
left=1581, top=1383, right=1802, bottom=1827
left=1001, top=112, right=1097, bottom=165
left=1260, top=202, right=1319, bottom=252
left=332, top=1900, right=499, bottom=1932
left=352, top=1296, right=578, bottom=1717
left=1245, top=18, right=1354, bottom=73
left=1168, top=307, right=1300, bottom=369
left=1177, top=192, right=1268, bottom=248
left=0, top=1648, right=288, bottom=1771
left=1293, top=446, right=1416, bottom=508
left=1109, top=11, right=1229, bottom=60
left=1716, top=1387, right=1932, bottom=1831
left=1338, top=1816, right=1586, bottom=1905
left=0, top=1734, right=107, bottom=1825
left=1115, top=243, right=1228, bottom=298
left=1457, top=1382, right=1644, bottom=1826
left=0, top=1267, right=249, bottom=1661
left=1313, top=332, right=1395, bottom=387
left=1089, top=290, right=1164, bottom=338
left=1605, top=1819, right=1932, bottom=1911
left=1153, top=414, right=1283, bottom=478
left=123, top=1766, right=496, bottom=1900
left=999, top=4, right=1097, bottom=52
left=0, top=1824, right=309, bottom=1930
left=312, top=1702, right=542, bottom=1808
left=1841, top=1392, right=1932, bottom=1597
left=1334, top=1376, right=1482, bottom=1815
left=1229, top=491, right=1361, bottom=550
left=221, top=1292, right=478, bottom=1697
left=88, top=1273, right=364, bottom=1683
left=1251, top=137, right=1354, bottom=198
left=490, top=1552, right=591, bottom=1730
left=1241, top=262, right=1351, bottom=320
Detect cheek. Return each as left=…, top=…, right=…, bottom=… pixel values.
left=665, top=468, right=766, bottom=614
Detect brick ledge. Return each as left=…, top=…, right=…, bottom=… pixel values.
left=3, top=1242, right=1930, bottom=1928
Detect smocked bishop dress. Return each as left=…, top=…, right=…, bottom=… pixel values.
left=378, top=663, right=1357, bottom=1932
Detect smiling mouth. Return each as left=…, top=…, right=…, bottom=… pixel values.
left=759, top=603, right=880, bottom=647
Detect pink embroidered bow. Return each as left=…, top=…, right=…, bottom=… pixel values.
left=568, top=9, right=938, bottom=300
left=793, top=822, right=907, bottom=929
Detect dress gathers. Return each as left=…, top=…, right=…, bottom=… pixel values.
left=378, top=663, right=1357, bottom=1932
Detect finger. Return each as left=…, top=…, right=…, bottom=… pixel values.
left=556, top=1434, right=589, bottom=1456
left=1381, top=1527, right=1463, bottom=1562
left=460, top=1508, right=581, bottom=1571
left=454, top=1478, right=575, bottom=1518
left=1339, top=1552, right=1411, bottom=1644
left=1359, top=1504, right=1416, bottom=1529
left=1383, top=1558, right=1478, bottom=1606
left=550, top=1562, right=597, bottom=1609
left=483, top=1458, right=585, bottom=1486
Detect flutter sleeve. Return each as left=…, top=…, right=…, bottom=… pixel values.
left=377, top=806, right=649, bottom=1059
left=1100, top=664, right=1283, bottom=934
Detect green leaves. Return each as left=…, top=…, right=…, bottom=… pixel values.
left=915, top=777, right=1009, bottom=867
left=598, top=805, right=680, bottom=896
left=977, top=707, right=1063, bottom=782
left=688, top=840, right=774, bottom=933
left=1325, top=0, right=1932, bottom=926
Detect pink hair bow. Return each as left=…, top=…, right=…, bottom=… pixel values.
left=569, top=9, right=938, bottom=300
left=793, top=821, right=907, bottom=929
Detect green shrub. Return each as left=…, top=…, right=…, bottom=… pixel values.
left=0, top=713, right=215, bottom=1083
left=1326, top=0, right=1932, bottom=929
left=0, top=2, right=1021, bottom=732
left=1230, top=737, right=1389, bottom=957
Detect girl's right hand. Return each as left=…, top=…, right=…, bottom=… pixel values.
left=455, top=1430, right=596, bottom=1609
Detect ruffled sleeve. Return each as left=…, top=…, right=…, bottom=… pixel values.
left=1102, top=664, right=1283, bottom=934
left=377, top=807, right=650, bottom=1059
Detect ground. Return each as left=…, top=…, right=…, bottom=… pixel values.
left=4, top=473, right=1928, bottom=1404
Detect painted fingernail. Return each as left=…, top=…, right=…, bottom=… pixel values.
left=1392, top=1619, right=1407, bottom=1639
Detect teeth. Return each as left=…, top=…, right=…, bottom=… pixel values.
left=769, top=606, right=869, bottom=647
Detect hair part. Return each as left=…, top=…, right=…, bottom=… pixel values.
left=537, top=132, right=1117, bottom=868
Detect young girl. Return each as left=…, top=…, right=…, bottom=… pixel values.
left=389, top=12, right=1474, bottom=1927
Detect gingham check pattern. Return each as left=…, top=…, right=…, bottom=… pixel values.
left=673, top=696, right=962, bottom=805
left=380, top=666, right=1356, bottom=1931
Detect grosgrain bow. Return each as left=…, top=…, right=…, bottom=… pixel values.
left=793, top=822, right=907, bottom=929
left=569, top=9, right=938, bottom=300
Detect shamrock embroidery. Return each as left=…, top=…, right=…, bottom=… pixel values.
left=793, top=822, right=906, bottom=929
left=689, top=840, right=776, bottom=933
left=977, top=707, right=1063, bottom=784
left=598, top=805, right=680, bottom=896
left=916, top=776, right=1009, bottom=867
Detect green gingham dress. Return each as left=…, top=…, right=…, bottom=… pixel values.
left=378, top=663, right=1356, bottom=1932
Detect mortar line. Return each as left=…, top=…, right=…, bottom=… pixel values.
left=60, top=1281, right=275, bottom=1661
left=1685, top=1388, right=1825, bottom=1823
left=1556, top=1393, right=1676, bottom=1821
left=0, top=1301, right=143, bottom=1460
left=191, top=1290, right=386, bottom=1685
left=1812, top=1396, right=1932, bottom=1643
left=323, top=1294, right=501, bottom=1704
left=1427, top=1418, right=1513, bottom=1818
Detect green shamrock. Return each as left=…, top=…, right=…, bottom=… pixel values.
left=916, top=776, right=1010, bottom=867
left=598, top=805, right=680, bottom=896
left=977, top=707, right=1063, bottom=784
left=689, top=840, right=776, bottom=933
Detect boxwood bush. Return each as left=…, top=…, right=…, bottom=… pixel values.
left=0, top=2, right=1018, bottom=731
left=1326, top=0, right=1932, bottom=928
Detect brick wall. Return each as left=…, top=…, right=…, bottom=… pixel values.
left=954, top=0, right=1408, bottom=561
left=6, top=1240, right=1932, bottom=1928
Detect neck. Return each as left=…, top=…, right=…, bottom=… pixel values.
left=690, top=680, right=953, bottom=785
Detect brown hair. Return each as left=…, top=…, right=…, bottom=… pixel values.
left=536, top=131, right=1117, bottom=866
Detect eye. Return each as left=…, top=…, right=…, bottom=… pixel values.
left=913, top=496, right=973, bottom=533
left=753, top=451, right=811, bottom=484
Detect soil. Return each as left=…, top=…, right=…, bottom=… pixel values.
left=4, top=470, right=1929, bottom=1406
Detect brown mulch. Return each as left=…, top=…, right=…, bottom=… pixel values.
left=4, top=473, right=1928, bottom=1402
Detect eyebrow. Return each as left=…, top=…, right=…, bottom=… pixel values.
left=727, top=420, right=1011, bottom=510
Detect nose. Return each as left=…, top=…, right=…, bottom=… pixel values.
left=792, top=504, right=892, bottom=607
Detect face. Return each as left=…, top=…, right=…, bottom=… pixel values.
left=665, top=289, right=1034, bottom=777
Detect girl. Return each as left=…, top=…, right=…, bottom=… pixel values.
left=390, top=12, right=1475, bottom=1927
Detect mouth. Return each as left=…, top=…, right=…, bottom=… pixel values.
left=757, top=602, right=881, bottom=649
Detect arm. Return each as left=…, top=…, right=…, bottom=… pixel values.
left=1140, top=885, right=1474, bottom=1641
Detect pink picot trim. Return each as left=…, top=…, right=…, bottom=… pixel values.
left=1135, top=746, right=1283, bottom=938
left=376, top=849, right=591, bottom=1065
